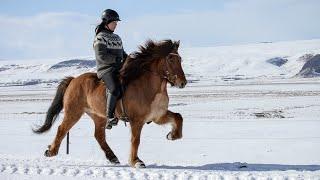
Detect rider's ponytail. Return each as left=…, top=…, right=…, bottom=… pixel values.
left=95, top=21, right=106, bottom=35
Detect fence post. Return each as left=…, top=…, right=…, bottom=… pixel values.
left=66, top=132, right=69, bottom=154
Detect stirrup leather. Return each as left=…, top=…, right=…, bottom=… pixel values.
left=119, top=98, right=130, bottom=122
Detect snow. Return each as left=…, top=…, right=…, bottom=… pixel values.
left=1, top=39, right=320, bottom=179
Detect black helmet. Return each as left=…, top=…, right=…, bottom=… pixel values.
left=101, top=9, right=121, bottom=24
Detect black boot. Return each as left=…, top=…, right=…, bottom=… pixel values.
left=106, top=92, right=118, bottom=129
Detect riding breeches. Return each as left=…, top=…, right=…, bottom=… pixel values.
left=101, top=71, right=121, bottom=98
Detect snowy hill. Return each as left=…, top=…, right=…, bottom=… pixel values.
left=0, top=39, right=320, bottom=87
left=296, top=54, right=320, bottom=77
left=48, top=59, right=96, bottom=71
left=0, top=58, right=96, bottom=87
left=181, top=39, right=320, bottom=82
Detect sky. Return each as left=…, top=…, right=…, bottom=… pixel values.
left=0, top=0, right=319, bottom=60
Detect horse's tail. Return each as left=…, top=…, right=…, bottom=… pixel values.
left=32, top=76, right=74, bottom=134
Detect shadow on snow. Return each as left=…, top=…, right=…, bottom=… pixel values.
left=148, top=162, right=320, bottom=171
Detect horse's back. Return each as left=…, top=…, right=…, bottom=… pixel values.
left=63, top=72, right=103, bottom=105
left=75, top=72, right=103, bottom=89
left=77, top=72, right=99, bottom=82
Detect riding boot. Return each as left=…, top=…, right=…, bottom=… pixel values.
left=106, top=92, right=118, bottom=129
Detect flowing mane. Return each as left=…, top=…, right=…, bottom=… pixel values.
left=120, top=39, right=180, bottom=85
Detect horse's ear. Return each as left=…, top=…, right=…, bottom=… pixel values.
left=176, top=40, right=180, bottom=48
left=174, top=40, right=180, bottom=51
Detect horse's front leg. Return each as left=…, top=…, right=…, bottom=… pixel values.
left=155, top=110, right=183, bottom=140
left=129, top=121, right=145, bottom=168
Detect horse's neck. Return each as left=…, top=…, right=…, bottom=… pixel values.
left=128, top=63, right=168, bottom=102
left=118, top=62, right=168, bottom=118
left=141, top=71, right=168, bottom=98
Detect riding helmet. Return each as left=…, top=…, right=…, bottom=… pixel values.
left=101, top=9, right=121, bottom=24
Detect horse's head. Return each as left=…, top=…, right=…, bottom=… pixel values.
left=161, top=40, right=187, bottom=88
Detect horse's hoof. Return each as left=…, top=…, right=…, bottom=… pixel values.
left=44, top=149, right=51, bottom=157
left=135, top=161, right=146, bottom=168
left=166, top=132, right=173, bottom=140
left=110, top=157, right=120, bottom=165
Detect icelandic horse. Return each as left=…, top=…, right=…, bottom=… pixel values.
left=33, top=39, right=187, bottom=168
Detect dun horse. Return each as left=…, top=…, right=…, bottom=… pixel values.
left=33, top=39, right=187, bottom=168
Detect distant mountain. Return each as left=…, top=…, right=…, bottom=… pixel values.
left=296, top=54, right=320, bottom=77
left=266, top=57, right=288, bottom=67
left=1, top=39, right=320, bottom=87
left=48, top=59, right=96, bottom=71
left=0, top=58, right=96, bottom=87
left=182, top=39, right=320, bottom=80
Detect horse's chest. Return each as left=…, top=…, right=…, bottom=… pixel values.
left=145, top=93, right=169, bottom=122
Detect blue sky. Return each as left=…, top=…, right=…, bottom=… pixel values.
left=0, top=0, right=224, bottom=18
left=1, top=0, right=319, bottom=60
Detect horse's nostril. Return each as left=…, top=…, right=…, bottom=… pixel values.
left=180, top=82, right=186, bottom=88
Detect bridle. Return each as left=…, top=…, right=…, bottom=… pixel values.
left=144, top=52, right=180, bottom=84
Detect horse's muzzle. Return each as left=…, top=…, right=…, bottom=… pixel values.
left=177, top=79, right=187, bottom=88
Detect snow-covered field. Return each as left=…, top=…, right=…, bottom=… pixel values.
left=1, top=39, right=320, bottom=179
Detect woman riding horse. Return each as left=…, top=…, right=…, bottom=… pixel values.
left=94, top=9, right=127, bottom=129
left=33, top=10, right=187, bottom=167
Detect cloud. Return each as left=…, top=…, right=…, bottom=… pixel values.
left=1, top=0, right=319, bottom=60
left=0, top=12, right=98, bottom=60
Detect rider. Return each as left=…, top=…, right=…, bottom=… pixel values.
left=93, top=9, right=127, bottom=129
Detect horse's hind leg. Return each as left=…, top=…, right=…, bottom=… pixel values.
left=155, top=110, right=183, bottom=140
left=45, top=109, right=83, bottom=157
left=87, top=113, right=120, bottom=164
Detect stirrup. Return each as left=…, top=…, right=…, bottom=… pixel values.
left=108, top=117, right=119, bottom=126
left=119, top=116, right=130, bottom=122
left=106, top=117, right=118, bottom=130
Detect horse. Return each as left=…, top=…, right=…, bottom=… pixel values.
left=33, top=39, right=187, bottom=168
